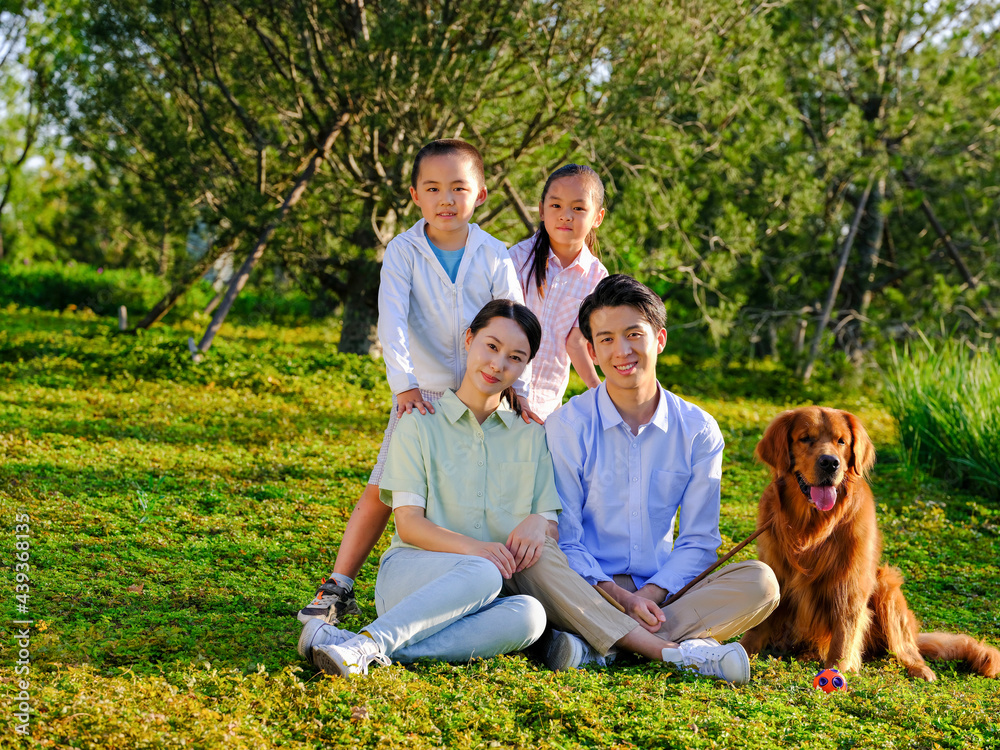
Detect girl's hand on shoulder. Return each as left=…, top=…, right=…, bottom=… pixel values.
left=466, top=540, right=516, bottom=578
left=505, top=514, right=548, bottom=572
left=397, top=388, right=435, bottom=416
left=516, top=396, right=543, bottom=425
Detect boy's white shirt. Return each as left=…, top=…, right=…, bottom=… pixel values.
left=378, top=218, right=529, bottom=397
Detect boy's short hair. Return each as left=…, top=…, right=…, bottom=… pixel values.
left=411, top=139, right=485, bottom=189
left=578, top=274, right=667, bottom=344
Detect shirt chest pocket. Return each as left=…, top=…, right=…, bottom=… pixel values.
left=647, top=469, right=691, bottom=526
left=493, top=462, right=536, bottom=519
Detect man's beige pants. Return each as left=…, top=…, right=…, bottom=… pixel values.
left=504, top=537, right=779, bottom=656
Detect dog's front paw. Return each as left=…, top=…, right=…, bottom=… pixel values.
left=908, top=664, right=936, bottom=682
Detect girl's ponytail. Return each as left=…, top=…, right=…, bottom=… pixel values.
left=502, top=385, right=522, bottom=418
left=525, top=225, right=551, bottom=299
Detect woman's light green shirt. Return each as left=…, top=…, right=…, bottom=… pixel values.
left=379, top=389, right=562, bottom=557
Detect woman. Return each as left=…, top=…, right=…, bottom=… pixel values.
left=299, top=299, right=558, bottom=676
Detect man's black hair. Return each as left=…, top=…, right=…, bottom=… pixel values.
left=578, top=274, right=667, bottom=344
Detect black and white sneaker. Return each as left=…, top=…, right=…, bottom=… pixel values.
left=538, top=629, right=612, bottom=671
left=296, top=579, right=361, bottom=625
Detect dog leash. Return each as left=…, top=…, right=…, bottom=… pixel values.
left=593, top=526, right=767, bottom=612
left=663, top=526, right=766, bottom=606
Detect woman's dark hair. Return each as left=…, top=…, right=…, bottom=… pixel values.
left=578, top=274, right=667, bottom=344
left=523, top=164, right=605, bottom=298
left=411, top=139, right=485, bottom=189
left=467, top=299, right=542, bottom=417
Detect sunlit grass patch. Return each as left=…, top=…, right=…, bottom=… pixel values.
left=2, top=309, right=999, bottom=749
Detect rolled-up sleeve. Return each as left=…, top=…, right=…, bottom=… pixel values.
left=646, top=424, right=724, bottom=594
left=378, top=415, right=428, bottom=507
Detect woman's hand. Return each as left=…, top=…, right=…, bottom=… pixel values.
left=465, top=540, right=517, bottom=578
left=505, top=514, right=548, bottom=572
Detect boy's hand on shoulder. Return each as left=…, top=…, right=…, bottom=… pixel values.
left=516, top=396, right=543, bottom=425
left=397, top=388, right=435, bottom=416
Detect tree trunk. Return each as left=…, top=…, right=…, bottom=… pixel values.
left=843, top=175, right=885, bottom=360
left=802, top=177, right=874, bottom=382
left=133, top=238, right=236, bottom=329
left=204, top=288, right=225, bottom=315
left=901, top=169, right=981, bottom=292
left=337, top=255, right=383, bottom=357
left=193, top=116, right=349, bottom=359
left=158, top=218, right=170, bottom=277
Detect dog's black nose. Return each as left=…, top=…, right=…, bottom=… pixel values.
left=818, top=455, right=840, bottom=473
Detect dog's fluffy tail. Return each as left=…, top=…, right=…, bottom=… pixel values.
left=918, top=632, right=1000, bottom=678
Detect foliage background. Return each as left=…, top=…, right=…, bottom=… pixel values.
left=2, top=0, right=998, bottom=373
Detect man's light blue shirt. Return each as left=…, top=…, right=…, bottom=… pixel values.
left=545, top=382, right=724, bottom=595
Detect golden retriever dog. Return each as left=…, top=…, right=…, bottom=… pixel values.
left=740, top=407, right=1000, bottom=681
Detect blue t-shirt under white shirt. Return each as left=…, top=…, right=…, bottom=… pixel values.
left=426, top=231, right=465, bottom=283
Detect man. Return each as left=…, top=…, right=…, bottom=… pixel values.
left=544, top=274, right=779, bottom=679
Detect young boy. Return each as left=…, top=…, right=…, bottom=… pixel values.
left=298, top=139, right=533, bottom=624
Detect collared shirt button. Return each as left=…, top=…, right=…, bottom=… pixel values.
left=633, top=545, right=639, bottom=551
left=632, top=511, right=638, bottom=517
left=632, top=443, right=638, bottom=449
left=478, top=460, right=484, bottom=466
left=477, top=491, right=483, bottom=497
left=474, top=522, right=481, bottom=529
left=632, top=477, right=638, bottom=483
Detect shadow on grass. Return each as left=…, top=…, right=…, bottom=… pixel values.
left=1, top=393, right=389, bottom=446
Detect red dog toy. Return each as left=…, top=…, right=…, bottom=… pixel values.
left=813, top=668, right=847, bottom=693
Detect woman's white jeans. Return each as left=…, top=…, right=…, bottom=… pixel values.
left=368, top=548, right=546, bottom=663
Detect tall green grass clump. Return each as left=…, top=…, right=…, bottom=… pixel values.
left=884, top=340, right=1000, bottom=501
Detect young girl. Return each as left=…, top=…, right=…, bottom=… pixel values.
left=507, top=164, right=610, bottom=419
left=299, top=300, right=559, bottom=676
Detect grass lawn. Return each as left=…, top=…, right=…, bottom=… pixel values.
left=2, top=306, right=999, bottom=749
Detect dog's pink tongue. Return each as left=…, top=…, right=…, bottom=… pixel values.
left=810, top=485, right=837, bottom=511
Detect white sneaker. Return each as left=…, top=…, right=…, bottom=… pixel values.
left=540, top=629, right=612, bottom=671
left=297, top=618, right=356, bottom=664
left=662, top=638, right=751, bottom=685
left=313, top=635, right=391, bottom=678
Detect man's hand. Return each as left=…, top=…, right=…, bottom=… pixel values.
left=598, top=580, right=667, bottom=634
left=396, top=388, right=435, bottom=416
left=635, top=582, right=668, bottom=607
left=622, top=592, right=667, bottom=633
left=506, top=514, right=548, bottom=572
left=465, top=540, right=517, bottom=578
left=516, top=395, right=543, bottom=425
